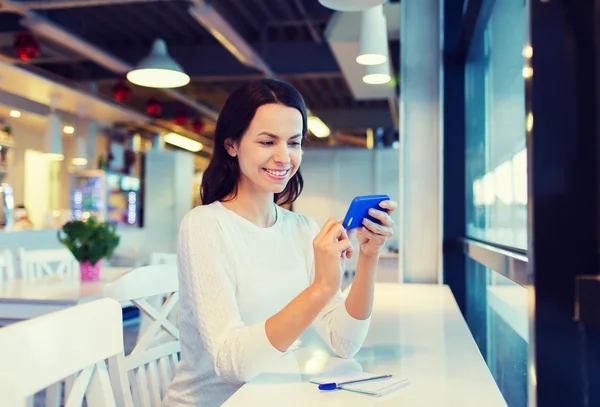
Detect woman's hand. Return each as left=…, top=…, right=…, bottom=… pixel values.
left=356, top=200, right=398, bottom=257
left=312, top=218, right=354, bottom=296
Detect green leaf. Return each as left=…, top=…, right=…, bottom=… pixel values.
left=57, top=217, right=121, bottom=264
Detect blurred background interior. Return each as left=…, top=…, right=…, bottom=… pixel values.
left=0, top=1, right=597, bottom=407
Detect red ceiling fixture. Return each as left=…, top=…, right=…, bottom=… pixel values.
left=112, top=80, right=131, bottom=103
left=191, top=117, right=205, bottom=134
left=173, top=109, right=189, bottom=127
left=14, top=31, right=40, bottom=61
left=145, top=98, right=162, bottom=117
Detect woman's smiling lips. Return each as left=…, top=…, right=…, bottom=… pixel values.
left=263, top=168, right=291, bottom=180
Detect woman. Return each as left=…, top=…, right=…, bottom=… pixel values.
left=163, top=78, right=397, bottom=407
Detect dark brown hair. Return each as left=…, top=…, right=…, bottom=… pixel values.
left=200, top=78, right=307, bottom=206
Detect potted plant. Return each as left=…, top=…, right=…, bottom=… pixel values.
left=57, top=217, right=120, bottom=281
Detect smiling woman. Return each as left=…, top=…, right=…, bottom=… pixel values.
left=162, top=78, right=398, bottom=407
left=222, top=104, right=304, bottom=202
left=200, top=79, right=307, bottom=208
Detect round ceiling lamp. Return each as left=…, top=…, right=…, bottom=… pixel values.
left=363, top=62, right=391, bottom=85
left=318, top=0, right=386, bottom=11
left=127, top=38, right=190, bottom=88
left=357, top=5, right=388, bottom=65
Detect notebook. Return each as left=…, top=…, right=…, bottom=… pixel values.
left=309, top=371, right=409, bottom=397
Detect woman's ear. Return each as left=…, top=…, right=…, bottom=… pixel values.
left=224, top=138, right=237, bottom=157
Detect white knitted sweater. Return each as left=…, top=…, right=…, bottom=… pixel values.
left=162, top=201, right=371, bottom=407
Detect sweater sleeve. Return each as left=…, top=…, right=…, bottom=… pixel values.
left=304, top=217, right=371, bottom=359
left=177, top=209, right=286, bottom=386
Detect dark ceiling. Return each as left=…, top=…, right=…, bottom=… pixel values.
left=0, top=0, right=400, bottom=150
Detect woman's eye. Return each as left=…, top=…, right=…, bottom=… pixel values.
left=289, top=142, right=301, bottom=147
left=259, top=141, right=273, bottom=146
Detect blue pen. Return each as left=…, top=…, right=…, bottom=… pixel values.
left=318, top=374, right=393, bottom=391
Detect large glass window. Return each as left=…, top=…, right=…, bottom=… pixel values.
left=465, top=0, right=528, bottom=250
left=466, top=258, right=529, bottom=407
left=463, top=1, right=530, bottom=406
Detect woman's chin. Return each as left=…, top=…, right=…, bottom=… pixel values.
left=263, top=181, right=288, bottom=194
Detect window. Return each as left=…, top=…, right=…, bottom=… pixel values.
left=465, top=0, right=528, bottom=250
left=466, top=258, right=529, bottom=407
left=463, top=1, right=530, bottom=406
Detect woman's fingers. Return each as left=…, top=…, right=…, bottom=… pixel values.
left=379, top=200, right=398, bottom=215
left=362, top=217, right=393, bottom=238
left=314, top=218, right=338, bottom=242
left=335, top=237, right=354, bottom=257
left=328, top=222, right=353, bottom=258
left=358, top=225, right=386, bottom=243
left=325, top=222, right=348, bottom=242
left=367, top=208, right=394, bottom=227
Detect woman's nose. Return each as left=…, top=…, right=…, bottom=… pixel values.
left=273, top=145, right=291, bottom=164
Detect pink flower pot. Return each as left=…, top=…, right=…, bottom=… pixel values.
left=79, top=259, right=103, bottom=282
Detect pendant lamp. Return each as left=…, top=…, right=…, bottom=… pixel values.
left=45, top=111, right=63, bottom=161
left=318, top=0, right=386, bottom=12
left=363, top=62, right=391, bottom=85
left=72, top=116, right=88, bottom=166
left=357, top=5, right=388, bottom=66
left=127, top=39, right=190, bottom=88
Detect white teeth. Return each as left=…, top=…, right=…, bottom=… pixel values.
left=265, top=169, right=288, bottom=177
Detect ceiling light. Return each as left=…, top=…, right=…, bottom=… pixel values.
left=357, top=6, right=388, bottom=66
left=319, top=0, right=386, bottom=12
left=46, top=154, right=64, bottom=161
left=72, top=117, right=87, bottom=166
left=72, top=158, right=88, bottom=166
left=307, top=116, right=330, bottom=138
left=164, top=133, right=203, bottom=152
left=363, top=62, right=391, bottom=85
left=63, top=125, right=75, bottom=134
left=127, top=39, right=190, bottom=88
left=9, top=110, right=21, bottom=118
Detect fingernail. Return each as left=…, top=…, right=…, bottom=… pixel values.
left=380, top=201, right=388, bottom=208
left=368, top=208, right=376, bottom=215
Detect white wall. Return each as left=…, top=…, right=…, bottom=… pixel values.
left=23, top=150, right=51, bottom=228
left=117, top=148, right=194, bottom=264
left=5, top=120, right=46, bottom=207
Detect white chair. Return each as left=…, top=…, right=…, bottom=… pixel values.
left=143, top=252, right=178, bottom=343
left=0, top=248, right=16, bottom=284
left=18, top=247, right=79, bottom=279
left=0, top=298, right=130, bottom=407
left=104, top=265, right=180, bottom=407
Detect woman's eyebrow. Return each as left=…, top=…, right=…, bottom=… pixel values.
left=256, top=132, right=302, bottom=140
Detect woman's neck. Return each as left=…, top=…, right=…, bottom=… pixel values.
left=221, top=182, right=276, bottom=228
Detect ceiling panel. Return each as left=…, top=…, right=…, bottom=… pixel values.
left=0, top=0, right=399, bottom=147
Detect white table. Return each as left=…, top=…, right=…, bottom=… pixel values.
left=223, top=283, right=508, bottom=407
left=0, top=267, right=131, bottom=325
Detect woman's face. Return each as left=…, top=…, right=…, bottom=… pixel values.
left=226, top=103, right=304, bottom=195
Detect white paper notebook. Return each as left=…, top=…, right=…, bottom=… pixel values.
left=310, top=371, right=409, bottom=397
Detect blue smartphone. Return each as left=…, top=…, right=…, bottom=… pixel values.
left=342, top=194, right=390, bottom=230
